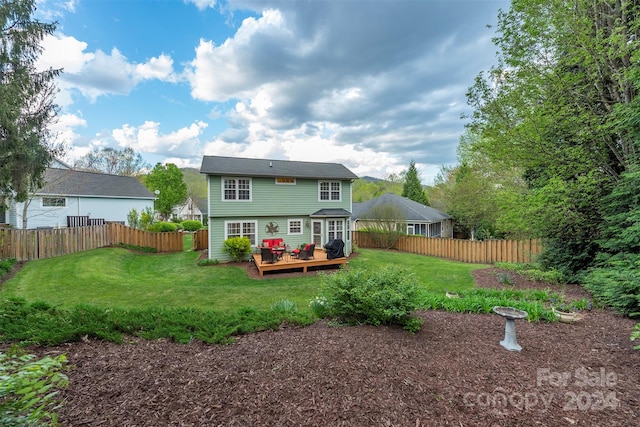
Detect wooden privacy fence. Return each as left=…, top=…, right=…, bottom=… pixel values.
left=0, top=225, right=110, bottom=261
left=108, top=223, right=184, bottom=253
left=353, top=232, right=542, bottom=264
left=193, top=229, right=208, bottom=251
left=0, top=223, right=184, bottom=261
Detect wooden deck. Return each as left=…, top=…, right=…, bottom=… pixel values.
left=252, top=249, right=347, bottom=276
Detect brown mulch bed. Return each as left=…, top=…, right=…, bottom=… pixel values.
left=22, top=266, right=640, bottom=426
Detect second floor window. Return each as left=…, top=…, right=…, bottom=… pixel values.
left=319, top=181, right=341, bottom=201
left=223, top=178, right=251, bottom=201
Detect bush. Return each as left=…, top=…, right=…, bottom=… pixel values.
left=0, top=350, right=68, bottom=426
left=271, top=299, right=297, bottom=316
left=148, top=221, right=178, bottom=232
left=181, top=220, right=202, bottom=232
left=318, top=266, right=423, bottom=333
left=309, top=297, right=329, bottom=318
left=222, top=237, right=252, bottom=262
left=0, top=298, right=314, bottom=346
left=583, top=254, right=640, bottom=317
left=632, top=323, right=640, bottom=350
left=494, top=262, right=566, bottom=285
left=197, top=258, right=218, bottom=266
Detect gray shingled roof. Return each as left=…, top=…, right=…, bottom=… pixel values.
left=200, top=155, right=358, bottom=180
left=310, top=208, right=352, bottom=217
left=352, top=193, right=451, bottom=222
left=37, top=168, right=155, bottom=199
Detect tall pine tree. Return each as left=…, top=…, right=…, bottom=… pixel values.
left=1, top=0, right=62, bottom=203
left=401, top=160, right=428, bottom=205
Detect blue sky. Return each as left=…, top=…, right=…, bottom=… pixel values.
left=35, top=0, right=508, bottom=184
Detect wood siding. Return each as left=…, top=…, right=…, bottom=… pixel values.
left=353, top=232, right=542, bottom=264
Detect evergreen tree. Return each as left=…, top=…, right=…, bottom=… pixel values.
left=1, top=0, right=62, bottom=203
left=401, top=160, right=428, bottom=205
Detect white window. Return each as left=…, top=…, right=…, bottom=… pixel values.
left=223, top=178, right=252, bottom=201
left=225, top=220, right=257, bottom=245
left=319, top=181, right=341, bottom=201
left=288, top=219, right=303, bottom=235
left=42, top=197, right=65, bottom=207
left=327, top=219, right=344, bottom=241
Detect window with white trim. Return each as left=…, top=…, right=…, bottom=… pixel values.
left=327, top=219, right=344, bottom=240
left=288, top=219, right=303, bottom=235
left=42, top=197, right=66, bottom=207
left=319, top=181, right=341, bottom=201
left=225, top=220, right=257, bottom=245
left=223, top=177, right=252, bottom=201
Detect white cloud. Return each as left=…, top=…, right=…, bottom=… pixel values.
left=112, top=121, right=209, bottom=156
left=186, top=9, right=289, bottom=101
left=37, top=34, right=176, bottom=103
left=134, top=54, right=176, bottom=81
left=35, top=0, right=77, bottom=20
left=184, top=0, right=217, bottom=11
left=49, top=112, right=86, bottom=147
left=37, top=34, right=93, bottom=73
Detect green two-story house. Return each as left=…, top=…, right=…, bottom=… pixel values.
left=200, top=155, right=358, bottom=262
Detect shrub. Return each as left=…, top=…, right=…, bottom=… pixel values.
left=222, top=237, right=252, bottom=262
left=197, top=258, right=218, bottom=266
left=271, top=299, right=297, bottom=316
left=494, top=262, right=566, bottom=285
left=309, top=297, right=329, bottom=318
left=0, top=350, right=68, bottom=426
left=0, top=298, right=314, bottom=346
left=318, top=266, right=423, bottom=333
left=181, top=220, right=203, bottom=232
left=126, top=208, right=140, bottom=229
left=148, top=221, right=178, bottom=232
left=583, top=254, right=640, bottom=317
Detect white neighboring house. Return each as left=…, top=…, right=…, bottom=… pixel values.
left=1, top=160, right=155, bottom=229
left=352, top=193, right=454, bottom=238
left=171, top=196, right=207, bottom=224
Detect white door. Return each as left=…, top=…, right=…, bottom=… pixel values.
left=312, top=220, right=323, bottom=246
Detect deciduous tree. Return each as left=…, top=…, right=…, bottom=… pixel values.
left=143, top=163, right=187, bottom=220
left=465, top=0, right=640, bottom=275
left=75, top=147, right=149, bottom=176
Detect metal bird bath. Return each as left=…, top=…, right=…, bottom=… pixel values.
left=493, top=306, right=528, bottom=352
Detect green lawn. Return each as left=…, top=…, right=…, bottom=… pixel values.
left=0, top=248, right=488, bottom=312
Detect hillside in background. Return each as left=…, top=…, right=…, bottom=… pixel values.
left=181, top=168, right=207, bottom=200
left=352, top=177, right=403, bottom=202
